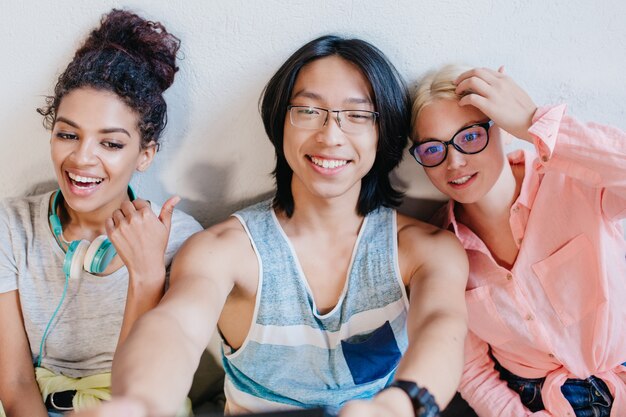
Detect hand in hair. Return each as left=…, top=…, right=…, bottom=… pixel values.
left=454, top=67, right=538, bottom=142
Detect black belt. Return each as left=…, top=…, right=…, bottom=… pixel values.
left=45, top=390, right=76, bottom=411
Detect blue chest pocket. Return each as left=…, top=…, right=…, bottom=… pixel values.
left=341, top=320, right=401, bottom=385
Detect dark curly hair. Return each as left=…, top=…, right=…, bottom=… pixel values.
left=38, top=9, right=181, bottom=148
left=260, top=35, right=410, bottom=217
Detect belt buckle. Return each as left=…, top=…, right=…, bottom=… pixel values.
left=49, top=391, right=74, bottom=411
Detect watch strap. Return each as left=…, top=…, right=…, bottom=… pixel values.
left=387, top=379, right=440, bottom=417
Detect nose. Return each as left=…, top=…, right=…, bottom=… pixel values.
left=72, top=137, right=98, bottom=165
left=446, top=146, right=467, bottom=170
left=317, top=111, right=345, bottom=146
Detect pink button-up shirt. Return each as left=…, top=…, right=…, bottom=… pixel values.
left=437, top=105, right=626, bottom=416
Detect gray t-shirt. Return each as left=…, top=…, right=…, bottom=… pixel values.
left=0, top=191, right=203, bottom=377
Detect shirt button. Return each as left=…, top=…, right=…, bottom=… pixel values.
left=525, top=314, right=534, bottom=321
left=506, top=273, right=513, bottom=281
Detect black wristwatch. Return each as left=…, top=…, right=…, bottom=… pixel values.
left=386, top=379, right=440, bottom=417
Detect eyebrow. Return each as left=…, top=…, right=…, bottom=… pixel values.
left=55, top=117, right=131, bottom=138
left=291, top=90, right=373, bottom=106
left=419, top=119, right=487, bottom=143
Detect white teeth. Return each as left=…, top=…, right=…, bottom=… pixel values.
left=450, top=175, right=472, bottom=185
left=310, top=156, right=348, bottom=169
left=68, top=172, right=103, bottom=184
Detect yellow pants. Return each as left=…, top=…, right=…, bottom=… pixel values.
left=36, top=367, right=192, bottom=415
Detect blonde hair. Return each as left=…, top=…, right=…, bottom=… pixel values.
left=411, top=64, right=471, bottom=137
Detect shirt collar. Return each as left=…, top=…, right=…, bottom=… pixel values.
left=509, top=148, right=541, bottom=211
left=440, top=199, right=487, bottom=252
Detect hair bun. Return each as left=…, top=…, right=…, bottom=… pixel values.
left=76, top=9, right=181, bottom=91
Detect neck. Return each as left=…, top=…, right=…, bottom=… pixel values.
left=278, top=179, right=364, bottom=237
left=53, top=192, right=130, bottom=242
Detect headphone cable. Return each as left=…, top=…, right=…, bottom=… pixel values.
left=36, top=272, right=70, bottom=368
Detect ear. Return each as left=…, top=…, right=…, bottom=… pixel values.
left=136, top=141, right=157, bottom=172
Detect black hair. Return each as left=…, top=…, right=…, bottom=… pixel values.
left=38, top=9, right=181, bottom=148
left=260, top=35, right=410, bottom=217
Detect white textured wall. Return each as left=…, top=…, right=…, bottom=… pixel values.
left=1, top=0, right=625, bottom=226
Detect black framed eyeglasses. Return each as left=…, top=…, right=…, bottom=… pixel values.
left=409, top=120, right=494, bottom=168
left=287, top=105, right=378, bottom=134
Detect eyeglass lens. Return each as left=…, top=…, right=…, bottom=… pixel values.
left=289, top=106, right=376, bottom=133
left=414, top=125, right=489, bottom=166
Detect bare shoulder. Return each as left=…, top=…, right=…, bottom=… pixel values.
left=395, top=213, right=468, bottom=285
left=178, top=216, right=250, bottom=256
left=396, top=212, right=459, bottom=248
left=170, top=216, right=256, bottom=285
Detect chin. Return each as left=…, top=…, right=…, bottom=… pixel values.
left=454, top=196, right=479, bottom=205
left=437, top=187, right=473, bottom=205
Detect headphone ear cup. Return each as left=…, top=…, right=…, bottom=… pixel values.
left=83, top=235, right=117, bottom=274
left=64, top=240, right=90, bottom=280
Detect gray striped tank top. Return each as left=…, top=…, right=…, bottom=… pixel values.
left=223, top=200, right=409, bottom=414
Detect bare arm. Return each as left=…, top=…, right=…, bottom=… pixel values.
left=109, top=220, right=245, bottom=417
left=0, top=290, right=48, bottom=417
left=392, top=225, right=468, bottom=408
left=400, top=227, right=468, bottom=393
left=342, top=222, right=469, bottom=417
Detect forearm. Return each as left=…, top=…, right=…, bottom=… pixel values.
left=112, top=309, right=203, bottom=417
left=118, top=269, right=165, bottom=346
left=1, top=379, right=48, bottom=417
left=0, top=291, right=49, bottom=417
left=394, top=310, right=467, bottom=410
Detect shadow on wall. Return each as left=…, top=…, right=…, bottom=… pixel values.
left=397, top=195, right=447, bottom=222
left=390, top=166, right=447, bottom=222
left=166, top=65, right=276, bottom=228
left=184, top=160, right=274, bottom=228
left=148, top=51, right=195, bottom=201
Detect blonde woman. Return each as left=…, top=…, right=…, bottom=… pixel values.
left=409, top=64, right=626, bottom=416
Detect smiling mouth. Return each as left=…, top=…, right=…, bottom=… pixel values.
left=308, top=155, right=350, bottom=169
left=67, top=172, right=104, bottom=188
left=449, top=174, right=475, bottom=185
